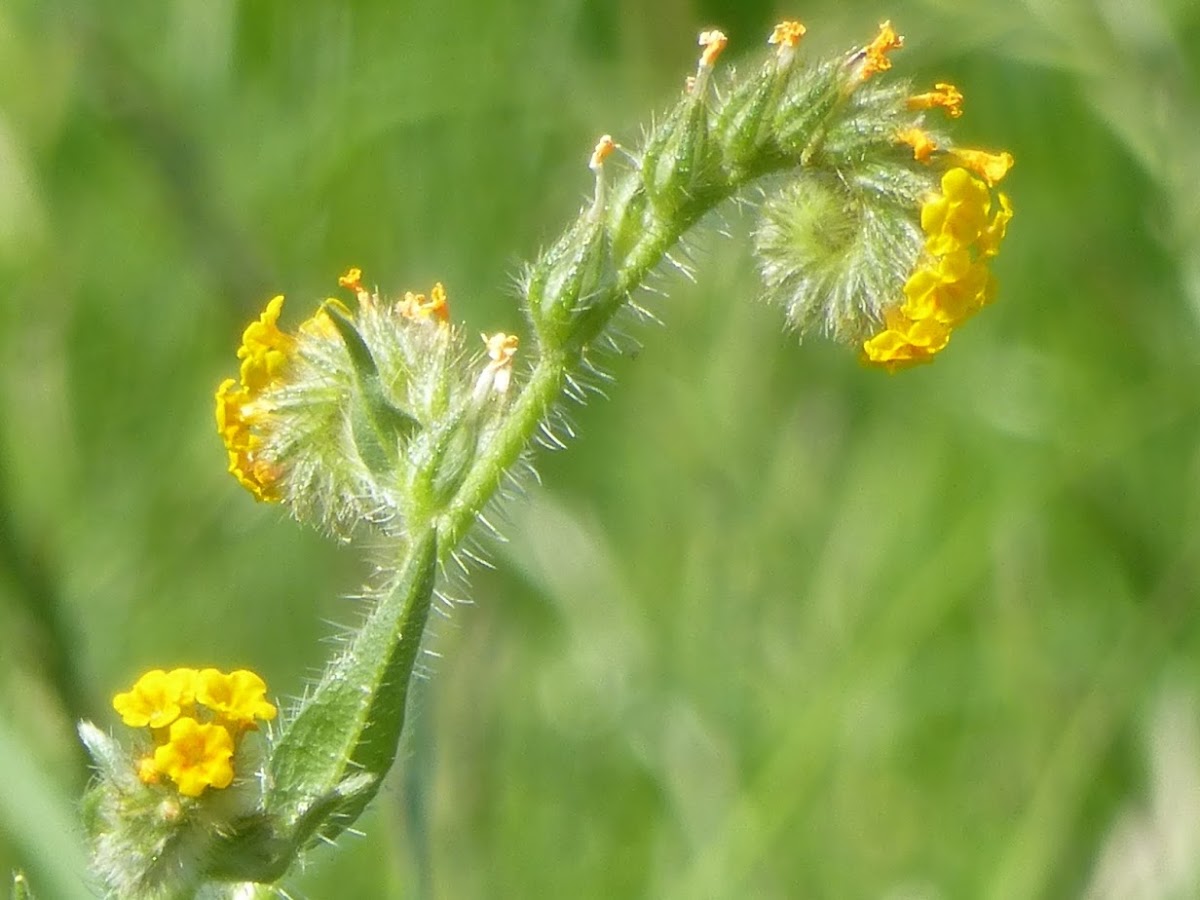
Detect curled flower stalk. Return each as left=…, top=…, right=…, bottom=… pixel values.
left=77, top=16, right=1014, bottom=897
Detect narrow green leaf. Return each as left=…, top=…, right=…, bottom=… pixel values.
left=266, top=527, right=438, bottom=840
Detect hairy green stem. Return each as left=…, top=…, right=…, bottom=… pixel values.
left=437, top=183, right=746, bottom=553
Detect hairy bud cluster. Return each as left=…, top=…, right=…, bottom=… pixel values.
left=217, top=270, right=518, bottom=536
left=751, top=22, right=1014, bottom=362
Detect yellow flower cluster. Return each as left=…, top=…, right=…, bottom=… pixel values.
left=112, top=667, right=277, bottom=798
left=863, top=167, right=1013, bottom=370
left=215, top=296, right=296, bottom=501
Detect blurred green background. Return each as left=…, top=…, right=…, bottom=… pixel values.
left=3, top=0, right=1200, bottom=897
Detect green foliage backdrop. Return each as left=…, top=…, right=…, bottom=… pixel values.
left=2, top=0, right=1200, bottom=896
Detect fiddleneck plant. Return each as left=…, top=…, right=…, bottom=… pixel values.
left=68, top=17, right=1013, bottom=899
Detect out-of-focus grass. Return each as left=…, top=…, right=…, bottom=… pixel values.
left=2, top=0, right=1199, bottom=897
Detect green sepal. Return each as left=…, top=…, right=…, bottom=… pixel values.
left=525, top=216, right=615, bottom=350
left=323, top=302, right=421, bottom=473
left=717, top=58, right=792, bottom=176
left=771, top=59, right=847, bottom=162
left=265, top=527, right=438, bottom=841
left=640, top=90, right=720, bottom=215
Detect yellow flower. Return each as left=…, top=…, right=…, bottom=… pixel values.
left=896, top=127, right=937, bottom=162
left=423, top=282, right=450, bottom=322
left=978, top=193, right=1014, bottom=258
left=112, top=668, right=199, bottom=729
left=215, top=378, right=279, bottom=501
left=863, top=306, right=950, bottom=371
left=768, top=20, right=806, bottom=49
left=900, top=253, right=992, bottom=327
left=237, top=295, right=295, bottom=393
left=948, top=147, right=1014, bottom=187
left=216, top=294, right=299, bottom=501
left=921, top=167, right=992, bottom=255
left=859, top=21, right=904, bottom=81
left=907, top=83, right=964, bottom=118
left=698, top=29, right=728, bottom=68
left=137, top=756, right=160, bottom=785
left=152, top=717, right=235, bottom=798
left=338, top=267, right=364, bottom=293
left=196, top=668, right=278, bottom=729
left=589, top=134, right=618, bottom=171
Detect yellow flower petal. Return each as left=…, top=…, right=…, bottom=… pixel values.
left=197, top=668, right=277, bottom=727
left=153, top=717, right=234, bottom=797
left=948, top=148, right=1014, bottom=187
left=112, top=668, right=198, bottom=730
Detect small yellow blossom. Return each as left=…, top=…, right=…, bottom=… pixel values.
left=152, top=717, right=235, bottom=798
left=859, top=21, right=904, bottom=80
left=978, top=193, right=1014, bottom=258
left=338, top=267, right=364, bottom=293
left=921, top=167, right=992, bottom=255
left=948, top=147, right=1014, bottom=187
left=589, top=135, right=618, bottom=171
left=112, top=668, right=199, bottom=729
left=237, top=296, right=295, bottom=393
left=863, top=306, right=950, bottom=371
left=896, top=127, right=937, bottom=162
left=215, top=378, right=279, bottom=501
left=137, top=756, right=160, bottom=785
left=908, top=83, right=964, bottom=118
left=428, top=282, right=450, bottom=321
left=398, top=283, right=451, bottom=323
left=196, top=668, right=278, bottom=729
left=768, top=20, right=806, bottom=49
left=901, top=253, right=992, bottom=326
left=698, top=29, right=728, bottom=68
